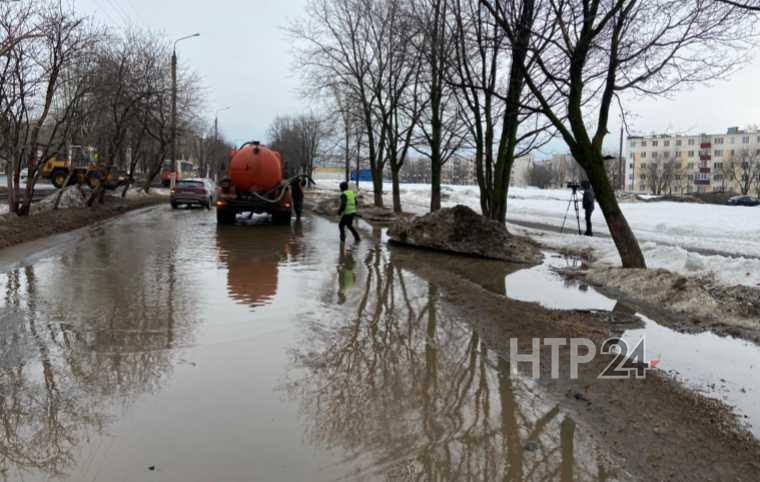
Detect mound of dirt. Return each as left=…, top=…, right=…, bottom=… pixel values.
left=585, top=267, right=760, bottom=330
left=387, top=205, right=543, bottom=264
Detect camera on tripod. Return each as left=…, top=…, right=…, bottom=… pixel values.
left=561, top=180, right=583, bottom=235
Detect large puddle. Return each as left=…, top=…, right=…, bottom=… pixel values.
left=502, top=252, right=760, bottom=437
left=0, top=209, right=627, bottom=481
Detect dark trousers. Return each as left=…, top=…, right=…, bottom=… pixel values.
left=585, top=209, right=593, bottom=236
left=339, top=214, right=360, bottom=242
left=293, top=193, right=303, bottom=219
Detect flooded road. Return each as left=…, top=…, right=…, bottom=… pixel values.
left=0, top=208, right=626, bottom=481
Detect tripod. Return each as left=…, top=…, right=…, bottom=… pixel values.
left=561, top=188, right=582, bottom=235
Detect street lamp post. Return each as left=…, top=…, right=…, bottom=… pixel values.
left=213, top=107, right=231, bottom=180
left=171, top=33, right=200, bottom=186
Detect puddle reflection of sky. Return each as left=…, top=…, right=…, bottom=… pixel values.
left=505, top=253, right=617, bottom=311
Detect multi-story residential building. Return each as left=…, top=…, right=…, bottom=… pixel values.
left=626, top=127, right=760, bottom=193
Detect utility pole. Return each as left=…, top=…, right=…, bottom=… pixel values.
left=214, top=106, right=231, bottom=181
left=619, top=126, right=625, bottom=191
left=171, top=33, right=200, bottom=187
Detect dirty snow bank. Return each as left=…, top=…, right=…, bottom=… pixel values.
left=312, top=179, right=760, bottom=288
left=109, top=187, right=170, bottom=199
left=510, top=223, right=760, bottom=288
left=31, top=186, right=87, bottom=214
left=584, top=267, right=760, bottom=330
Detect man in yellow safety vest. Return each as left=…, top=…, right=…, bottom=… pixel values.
left=338, top=181, right=360, bottom=243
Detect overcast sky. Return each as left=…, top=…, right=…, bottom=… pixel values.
left=76, top=0, right=760, bottom=158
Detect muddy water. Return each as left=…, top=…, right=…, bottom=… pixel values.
left=0, top=208, right=627, bottom=481
left=500, top=253, right=760, bottom=437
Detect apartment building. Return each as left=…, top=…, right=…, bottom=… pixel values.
left=626, top=127, right=760, bottom=193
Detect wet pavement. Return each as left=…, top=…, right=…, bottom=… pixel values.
left=0, top=207, right=629, bottom=481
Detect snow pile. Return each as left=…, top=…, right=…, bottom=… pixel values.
left=389, top=205, right=542, bottom=264
left=31, top=186, right=86, bottom=214
left=0, top=204, right=8, bottom=215
left=311, top=180, right=760, bottom=288
left=511, top=224, right=760, bottom=288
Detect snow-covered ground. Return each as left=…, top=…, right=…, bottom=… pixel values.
left=316, top=178, right=760, bottom=288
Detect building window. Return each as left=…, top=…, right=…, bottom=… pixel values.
left=652, top=140, right=659, bottom=146
left=640, top=174, right=647, bottom=180
left=714, top=149, right=723, bottom=157
left=641, top=140, right=647, bottom=147
left=629, top=163, right=634, bottom=169
left=714, top=137, right=724, bottom=144
left=688, top=174, right=694, bottom=181
left=714, top=162, right=723, bottom=169
left=688, top=163, right=695, bottom=169
left=676, top=140, right=682, bottom=146
left=688, top=150, right=695, bottom=157
left=630, top=141, right=637, bottom=147
left=664, top=140, right=670, bottom=147
left=675, top=151, right=681, bottom=157
left=641, top=162, right=647, bottom=169
left=730, top=149, right=735, bottom=156
left=688, top=139, right=695, bottom=145
left=641, top=152, right=647, bottom=159
left=652, top=152, right=659, bottom=158
left=730, top=137, right=736, bottom=144
left=743, top=136, right=750, bottom=144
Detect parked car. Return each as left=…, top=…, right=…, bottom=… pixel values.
left=727, top=195, right=760, bottom=207
left=170, top=178, right=216, bottom=209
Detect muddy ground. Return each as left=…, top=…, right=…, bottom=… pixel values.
left=304, top=191, right=760, bottom=481
left=0, top=194, right=165, bottom=250
left=390, top=248, right=760, bottom=481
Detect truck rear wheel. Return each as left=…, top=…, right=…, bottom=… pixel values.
left=51, top=169, right=69, bottom=188
left=217, top=206, right=236, bottom=225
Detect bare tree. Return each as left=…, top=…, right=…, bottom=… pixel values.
left=291, top=0, right=392, bottom=207
left=1, top=3, right=96, bottom=215
left=452, top=0, right=552, bottom=222
left=718, top=150, right=760, bottom=195
left=411, top=0, right=466, bottom=211
left=716, top=0, right=760, bottom=11
left=646, top=160, right=680, bottom=195
left=373, top=0, right=424, bottom=213
left=485, top=0, right=758, bottom=268
left=269, top=113, right=329, bottom=180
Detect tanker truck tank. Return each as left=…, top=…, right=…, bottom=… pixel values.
left=216, top=142, right=293, bottom=225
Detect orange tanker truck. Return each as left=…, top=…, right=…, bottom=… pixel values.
left=215, top=141, right=292, bottom=225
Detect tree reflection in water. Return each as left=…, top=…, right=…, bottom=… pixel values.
left=0, top=237, right=198, bottom=480
left=288, top=246, right=618, bottom=481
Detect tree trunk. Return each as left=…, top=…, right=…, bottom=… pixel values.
left=586, top=159, right=647, bottom=268
left=372, top=167, right=384, bottom=208
left=391, top=167, right=402, bottom=214
left=430, top=158, right=441, bottom=211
